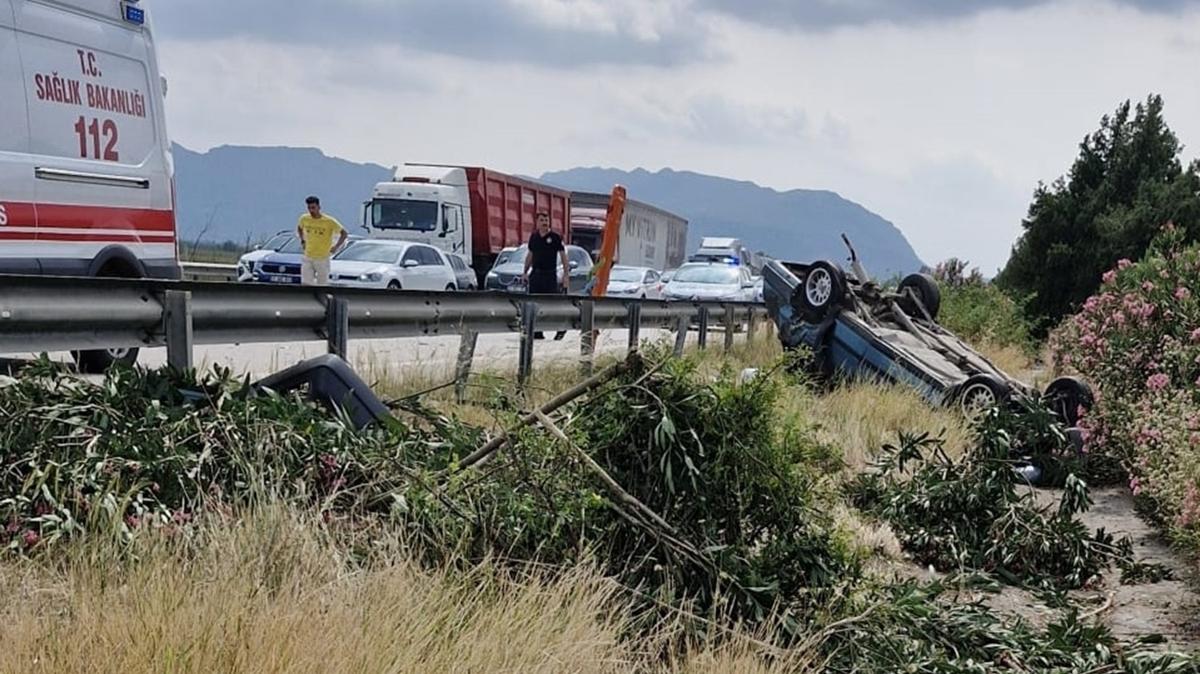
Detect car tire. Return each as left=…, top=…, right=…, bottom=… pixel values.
left=1043, top=376, right=1094, bottom=426
left=445, top=284, right=455, bottom=291
left=73, top=265, right=140, bottom=373
left=796, top=260, right=846, bottom=322
left=387, top=281, right=402, bottom=290
left=898, top=273, right=941, bottom=320
left=956, top=374, right=1011, bottom=419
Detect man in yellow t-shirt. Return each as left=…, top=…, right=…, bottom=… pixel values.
left=296, top=195, right=348, bottom=286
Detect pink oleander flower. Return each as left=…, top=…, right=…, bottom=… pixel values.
left=1146, top=373, right=1169, bottom=391
left=1129, top=476, right=1143, bottom=496
left=1118, top=259, right=1133, bottom=270
left=1102, top=270, right=1117, bottom=284
left=1175, top=287, right=1191, bottom=301
left=22, top=529, right=39, bottom=547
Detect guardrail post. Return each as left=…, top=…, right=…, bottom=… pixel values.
left=747, top=308, right=759, bottom=344
left=697, top=306, right=709, bottom=350
left=164, top=290, right=193, bottom=371
left=325, top=296, right=349, bottom=359
left=724, top=305, right=736, bottom=352
left=518, top=301, right=537, bottom=389
left=626, top=303, right=642, bottom=355
left=454, top=328, right=478, bottom=403
left=673, top=315, right=689, bottom=357
left=579, top=300, right=595, bottom=377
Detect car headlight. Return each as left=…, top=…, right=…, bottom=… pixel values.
left=360, top=272, right=383, bottom=282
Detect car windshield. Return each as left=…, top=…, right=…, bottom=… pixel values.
left=370, top=199, right=438, bottom=232
left=494, top=246, right=528, bottom=267
left=609, top=267, right=644, bottom=282
left=277, top=237, right=305, bottom=254
left=672, top=266, right=740, bottom=284
left=335, top=242, right=403, bottom=263
left=261, top=233, right=291, bottom=251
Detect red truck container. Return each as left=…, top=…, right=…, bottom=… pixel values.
left=464, top=167, right=571, bottom=262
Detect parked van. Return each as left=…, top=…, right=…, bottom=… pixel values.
left=1, top=0, right=177, bottom=371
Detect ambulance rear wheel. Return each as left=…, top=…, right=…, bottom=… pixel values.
left=72, top=261, right=141, bottom=373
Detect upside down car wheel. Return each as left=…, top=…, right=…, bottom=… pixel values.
left=898, top=273, right=941, bottom=320
left=1043, top=376, right=1094, bottom=426
left=796, top=261, right=847, bottom=322
left=956, top=374, right=1011, bottom=419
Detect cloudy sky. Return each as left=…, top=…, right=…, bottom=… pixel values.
left=153, top=0, right=1200, bottom=272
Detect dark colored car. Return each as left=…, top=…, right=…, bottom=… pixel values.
left=484, top=244, right=594, bottom=294
left=761, top=237, right=1093, bottom=425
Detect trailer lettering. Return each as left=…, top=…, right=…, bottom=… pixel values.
left=0, top=204, right=7, bottom=227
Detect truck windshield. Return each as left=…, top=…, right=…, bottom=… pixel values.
left=371, top=199, right=438, bottom=232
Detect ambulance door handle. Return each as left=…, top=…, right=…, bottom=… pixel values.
left=35, top=167, right=150, bottom=190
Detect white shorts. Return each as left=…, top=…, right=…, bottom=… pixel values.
left=301, top=257, right=330, bottom=286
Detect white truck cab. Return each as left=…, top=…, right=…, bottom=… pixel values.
left=364, top=165, right=472, bottom=260
left=1, top=0, right=177, bottom=370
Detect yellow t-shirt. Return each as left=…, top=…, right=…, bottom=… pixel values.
left=297, top=214, right=345, bottom=259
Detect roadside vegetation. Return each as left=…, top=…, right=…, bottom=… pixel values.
left=1051, top=228, right=1200, bottom=556
left=2, top=338, right=1195, bottom=670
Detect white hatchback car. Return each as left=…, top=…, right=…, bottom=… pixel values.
left=329, top=240, right=457, bottom=291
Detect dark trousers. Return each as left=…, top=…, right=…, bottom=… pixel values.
left=528, top=271, right=565, bottom=339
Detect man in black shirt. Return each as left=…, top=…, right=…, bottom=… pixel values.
left=522, top=211, right=569, bottom=339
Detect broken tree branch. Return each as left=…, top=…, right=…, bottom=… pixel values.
left=455, top=353, right=641, bottom=471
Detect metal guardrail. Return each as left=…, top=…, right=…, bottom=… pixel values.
left=0, top=274, right=770, bottom=388
left=179, top=262, right=239, bottom=283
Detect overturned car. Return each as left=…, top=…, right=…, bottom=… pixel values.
left=761, top=237, right=1093, bottom=425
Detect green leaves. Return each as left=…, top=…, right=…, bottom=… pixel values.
left=852, top=407, right=1126, bottom=590
left=998, top=94, right=1200, bottom=333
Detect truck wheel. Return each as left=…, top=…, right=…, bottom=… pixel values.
left=796, top=261, right=846, bottom=322
left=898, top=273, right=941, bottom=320
left=1043, top=376, right=1094, bottom=426
left=956, top=374, right=1010, bottom=419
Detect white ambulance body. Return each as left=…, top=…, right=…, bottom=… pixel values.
left=1, top=0, right=177, bottom=369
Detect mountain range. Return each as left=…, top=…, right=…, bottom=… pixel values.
left=173, top=144, right=926, bottom=275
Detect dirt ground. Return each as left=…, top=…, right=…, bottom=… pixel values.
left=985, top=486, right=1200, bottom=652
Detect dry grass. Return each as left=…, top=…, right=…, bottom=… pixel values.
left=795, top=382, right=973, bottom=474
left=0, top=507, right=814, bottom=674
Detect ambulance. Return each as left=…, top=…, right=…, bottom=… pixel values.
left=1, top=0, right=177, bottom=371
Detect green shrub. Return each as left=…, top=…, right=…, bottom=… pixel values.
left=931, top=258, right=1032, bottom=350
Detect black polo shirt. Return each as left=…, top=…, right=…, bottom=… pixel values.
left=527, top=230, right=564, bottom=273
